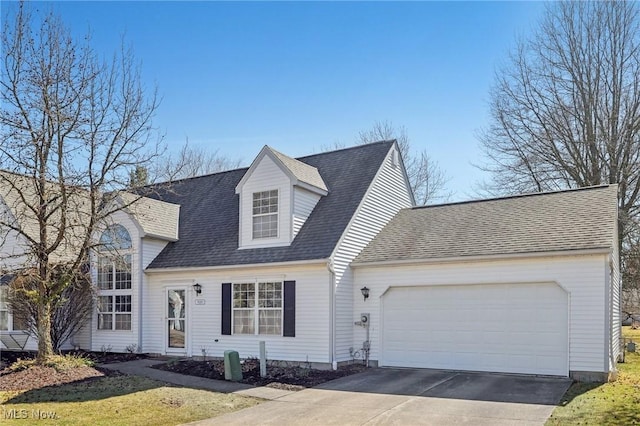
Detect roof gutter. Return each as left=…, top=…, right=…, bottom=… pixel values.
left=145, top=258, right=329, bottom=274
left=351, top=247, right=613, bottom=268
left=142, top=232, right=178, bottom=242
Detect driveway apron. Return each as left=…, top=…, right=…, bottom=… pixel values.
left=188, top=368, right=571, bottom=426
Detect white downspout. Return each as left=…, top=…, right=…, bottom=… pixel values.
left=138, top=239, right=144, bottom=352
left=327, top=259, right=337, bottom=370
left=608, top=256, right=617, bottom=379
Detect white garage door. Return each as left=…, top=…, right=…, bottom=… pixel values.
left=381, top=283, right=568, bottom=376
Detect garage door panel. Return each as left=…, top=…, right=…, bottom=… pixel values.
left=381, top=283, right=568, bottom=376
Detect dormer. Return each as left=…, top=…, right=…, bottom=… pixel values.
left=236, top=146, right=328, bottom=249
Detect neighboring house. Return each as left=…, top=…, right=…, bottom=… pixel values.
left=0, top=141, right=620, bottom=381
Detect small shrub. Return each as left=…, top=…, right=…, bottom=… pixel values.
left=100, top=344, right=113, bottom=354
left=9, top=353, right=94, bottom=372
left=125, top=343, right=141, bottom=354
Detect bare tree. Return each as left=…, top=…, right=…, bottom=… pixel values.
left=479, top=1, right=640, bottom=311
left=622, top=220, right=640, bottom=316
left=152, top=139, right=242, bottom=182
left=358, top=121, right=450, bottom=205
left=479, top=1, right=640, bottom=234
left=7, top=265, right=95, bottom=351
left=0, top=3, right=160, bottom=361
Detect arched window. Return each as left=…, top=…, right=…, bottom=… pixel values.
left=96, top=225, right=132, bottom=331
left=99, top=224, right=132, bottom=251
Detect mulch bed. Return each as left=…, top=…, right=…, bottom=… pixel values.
left=0, top=350, right=143, bottom=392
left=0, top=365, right=112, bottom=391
left=0, top=350, right=147, bottom=366
left=0, top=351, right=366, bottom=392
left=153, top=358, right=367, bottom=390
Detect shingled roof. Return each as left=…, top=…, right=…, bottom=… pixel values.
left=118, top=192, right=180, bottom=241
left=354, top=185, right=618, bottom=264
left=146, top=141, right=393, bottom=269
left=268, top=147, right=328, bottom=193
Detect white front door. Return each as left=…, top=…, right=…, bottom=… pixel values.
left=167, top=288, right=187, bottom=352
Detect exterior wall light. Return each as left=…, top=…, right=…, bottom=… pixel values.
left=361, top=286, right=370, bottom=301
left=193, top=283, right=202, bottom=295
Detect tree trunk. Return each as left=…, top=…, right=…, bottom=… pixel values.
left=36, top=302, right=54, bottom=362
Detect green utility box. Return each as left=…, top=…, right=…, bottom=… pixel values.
left=224, top=350, right=242, bottom=381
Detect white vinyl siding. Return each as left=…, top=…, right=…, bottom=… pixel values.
left=610, top=229, right=621, bottom=368
left=142, top=238, right=169, bottom=268
left=238, top=155, right=291, bottom=248
left=354, top=253, right=611, bottom=375
left=0, top=196, right=30, bottom=269
left=332, top=145, right=413, bottom=362
left=292, top=187, right=321, bottom=239
left=0, top=198, right=38, bottom=351
left=144, top=263, right=330, bottom=362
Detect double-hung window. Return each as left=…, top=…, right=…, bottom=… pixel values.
left=97, top=294, right=132, bottom=330
left=0, top=285, right=28, bottom=331
left=96, top=225, right=132, bottom=331
left=0, top=286, right=9, bottom=331
left=233, top=281, right=282, bottom=335
left=252, top=190, right=278, bottom=239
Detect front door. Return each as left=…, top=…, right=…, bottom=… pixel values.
left=167, top=288, right=186, bottom=351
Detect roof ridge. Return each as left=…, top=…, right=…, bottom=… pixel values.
left=411, top=184, right=616, bottom=211
left=146, top=166, right=249, bottom=187
left=296, top=140, right=395, bottom=161
left=266, top=145, right=321, bottom=173
left=149, top=140, right=395, bottom=186
left=267, top=145, right=301, bottom=163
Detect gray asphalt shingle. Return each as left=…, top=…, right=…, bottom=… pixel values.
left=268, top=147, right=328, bottom=192
left=354, top=185, right=618, bottom=264
left=146, top=141, right=393, bottom=269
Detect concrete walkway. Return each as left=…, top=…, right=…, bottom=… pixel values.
left=99, top=358, right=296, bottom=400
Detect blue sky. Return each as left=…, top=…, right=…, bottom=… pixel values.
left=6, top=1, right=546, bottom=201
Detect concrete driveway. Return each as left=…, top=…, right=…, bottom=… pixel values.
left=191, top=368, right=572, bottom=426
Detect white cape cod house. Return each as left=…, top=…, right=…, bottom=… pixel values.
left=1, top=141, right=621, bottom=381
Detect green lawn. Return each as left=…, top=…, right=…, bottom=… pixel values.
left=0, top=375, right=261, bottom=425
left=546, top=326, right=640, bottom=426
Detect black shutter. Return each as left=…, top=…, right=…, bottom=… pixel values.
left=221, top=283, right=231, bottom=335
left=283, top=280, right=296, bottom=337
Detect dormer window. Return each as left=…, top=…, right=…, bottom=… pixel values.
left=236, top=146, right=328, bottom=249
left=252, top=190, right=278, bottom=239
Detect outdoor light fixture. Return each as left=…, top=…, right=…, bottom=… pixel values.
left=360, top=286, right=370, bottom=301
left=193, top=283, right=202, bottom=295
